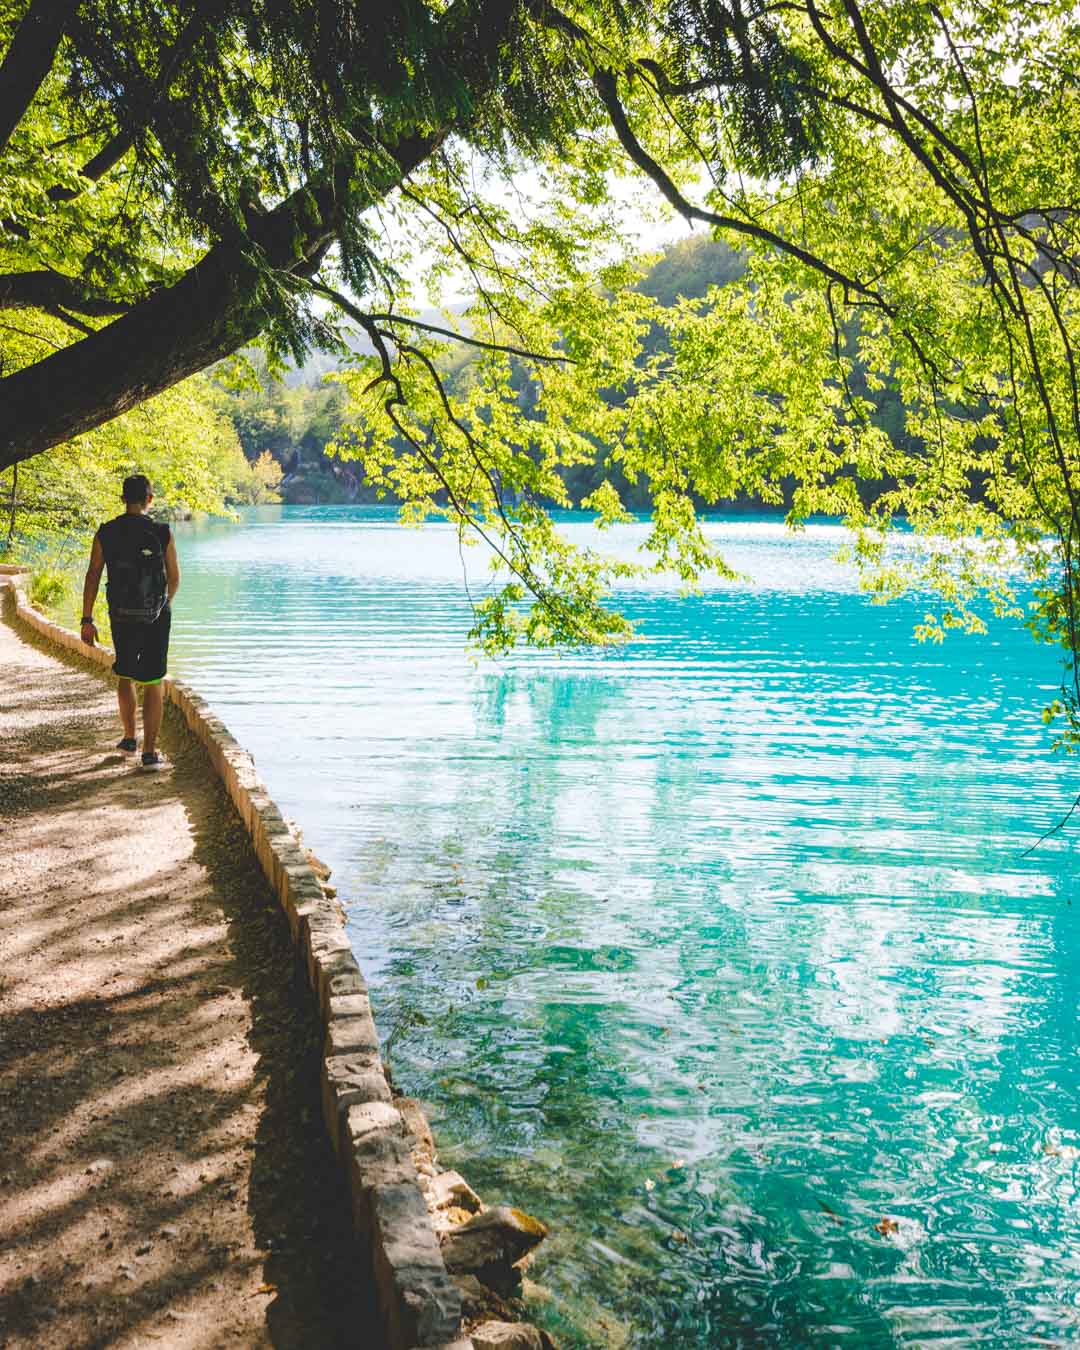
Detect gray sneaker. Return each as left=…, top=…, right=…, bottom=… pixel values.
left=140, top=751, right=165, bottom=772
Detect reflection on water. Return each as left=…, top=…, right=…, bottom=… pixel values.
left=172, top=505, right=1078, bottom=1348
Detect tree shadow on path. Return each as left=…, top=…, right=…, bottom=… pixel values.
left=0, top=611, right=380, bottom=1349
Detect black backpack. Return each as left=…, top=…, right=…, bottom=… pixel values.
left=104, top=518, right=168, bottom=623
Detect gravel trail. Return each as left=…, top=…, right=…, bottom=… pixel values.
left=0, top=609, right=377, bottom=1349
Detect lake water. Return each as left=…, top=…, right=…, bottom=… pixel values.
left=171, top=505, right=1079, bottom=1348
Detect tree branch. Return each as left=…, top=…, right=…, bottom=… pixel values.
left=0, top=269, right=134, bottom=316
left=308, top=280, right=571, bottom=364
left=369, top=311, right=570, bottom=364
left=357, top=313, right=604, bottom=643
left=0, top=0, right=74, bottom=156
left=0, top=128, right=443, bottom=471
left=591, top=68, right=896, bottom=313
left=45, top=304, right=93, bottom=335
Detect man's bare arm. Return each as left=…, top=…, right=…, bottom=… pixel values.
left=165, top=536, right=180, bottom=604
left=80, top=533, right=104, bottom=644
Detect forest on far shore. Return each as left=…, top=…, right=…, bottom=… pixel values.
left=0, top=232, right=896, bottom=598
left=216, top=234, right=916, bottom=512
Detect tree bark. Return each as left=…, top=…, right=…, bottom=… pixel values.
left=0, top=0, right=74, bottom=155
left=0, top=134, right=443, bottom=471
left=0, top=270, right=133, bottom=315
left=0, top=246, right=293, bottom=472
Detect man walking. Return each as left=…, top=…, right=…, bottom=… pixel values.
left=80, top=474, right=180, bottom=770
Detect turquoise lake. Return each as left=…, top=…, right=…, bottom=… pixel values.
left=171, top=504, right=1079, bottom=1348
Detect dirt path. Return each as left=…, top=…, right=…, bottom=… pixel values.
left=0, top=610, right=378, bottom=1349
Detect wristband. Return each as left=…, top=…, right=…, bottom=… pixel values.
left=80, top=616, right=96, bottom=625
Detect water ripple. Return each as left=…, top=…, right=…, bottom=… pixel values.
left=171, top=506, right=1078, bottom=1349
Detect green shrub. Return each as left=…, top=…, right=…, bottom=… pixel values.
left=30, top=568, right=71, bottom=614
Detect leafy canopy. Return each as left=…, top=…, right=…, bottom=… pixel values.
left=326, top=0, right=1080, bottom=758
left=2, top=0, right=1080, bottom=749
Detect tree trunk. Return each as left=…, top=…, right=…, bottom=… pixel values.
left=0, top=236, right=307, bottom=471
left=0, top=134, right=442, bottom=472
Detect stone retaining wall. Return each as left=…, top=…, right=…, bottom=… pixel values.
left=0, top=570, right=473, bottom=1350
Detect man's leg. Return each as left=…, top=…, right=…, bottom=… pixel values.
left=141, top=683, right=163, bottom=755
left=117, top=678, right=136, bottom=740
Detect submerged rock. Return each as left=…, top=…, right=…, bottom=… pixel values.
left=470, top=1321, right=558, bottom=1350
left=441, top=1205, right=549, bottom=1294
left=452, top=1273, right=516, bottom=1322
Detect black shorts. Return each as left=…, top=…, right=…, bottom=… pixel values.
left=110, top=606, right=172, bottom=684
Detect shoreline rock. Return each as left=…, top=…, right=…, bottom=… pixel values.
left=392, top=1080, right=556, bottom=1345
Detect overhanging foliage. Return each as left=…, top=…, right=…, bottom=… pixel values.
left=2, top=0, right=1080, bottom=760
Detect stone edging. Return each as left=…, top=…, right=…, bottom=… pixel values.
left=0, top=570, right=475, bottom=1350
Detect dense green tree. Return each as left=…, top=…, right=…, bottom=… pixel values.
left=637, top=235, right=745, bottom=309
left=0, top=0, right=597, bottom=461
left=3, top=0, right=1080, bottom=752
left=217, top=365, right=349, bottom=467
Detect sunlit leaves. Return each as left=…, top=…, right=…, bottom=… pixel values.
left=320, top=0, right=1080, bottom=734
left=6, top=0, right=1080, bottom=747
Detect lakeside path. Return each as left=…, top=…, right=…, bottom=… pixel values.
left=0, top=612, right=379, bottom=1348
